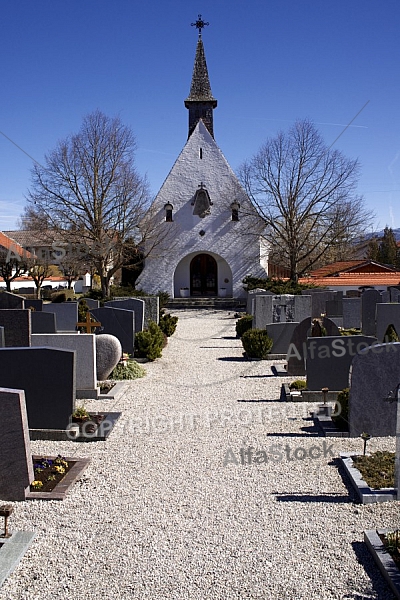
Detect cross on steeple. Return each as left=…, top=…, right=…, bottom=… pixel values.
left=191, top=14, right=209, bottom=37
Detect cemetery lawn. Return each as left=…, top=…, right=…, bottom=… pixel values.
left=352, top=451, right=395, bottom=489
left=30, top=456, right=72, bottom=492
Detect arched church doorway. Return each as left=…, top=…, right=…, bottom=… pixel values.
left=190, top=254, right=217, bottom=296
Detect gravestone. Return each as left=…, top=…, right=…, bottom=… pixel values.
left=266, top=322, right=299, bottom=354
left=0, top=326, right=4, bottom=347
left=32, top=334, right=98, bottom=398
left=106, top=298, right=144, bottom=332
left=286, top=317, right=340, bottom=376
left=90, top=306, right=135, bottom=355
left=96, top=334, right=122, bottom=380
left=381, top=291, right=390, bottom=303
left=246, top=289, right=271, bottom=315
left=396, top=389, right=400, bottom=500
left=0, top=388, right=34, bottom=501
left=376, top=304, right=400, bottom=342
left=0, top=309, right=31, bottom=347
left=343, top=298, right=362, bottom=329
left=43, top=302, right=79, bottom=331
left=254, top=295, right=311, bottom=329
left=326, top=298, right=343, bottom=317
left=31, top=311, right=57, bottom=334
left=305, top=335, right=377, bottom=391
left=349, top=342, right=400, bottom=437
left=302, top=290, right=342, bottom=319
left=81, top=298, right=100, bottom=310
left=0, top=347, right=76, bottom=430
left=0, top=291, right=25, bottom=309
left=361, top=289, right=382, bottom=336
left=142, top=296, right=159, bottom=327
left=389, top=286, right=400, bottom=303
left=24, top=299, right=43, bottom=311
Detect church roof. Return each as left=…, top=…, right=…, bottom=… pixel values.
left=185, top=37, right=217, bottom=105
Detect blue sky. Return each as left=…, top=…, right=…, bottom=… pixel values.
left=1, top=0, right=399, bottom=232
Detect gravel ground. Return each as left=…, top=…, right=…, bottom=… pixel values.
left=0, top=309, right=398, bottom=600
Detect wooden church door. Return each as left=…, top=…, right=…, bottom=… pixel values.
left=190, top=254, right=217, bottom=296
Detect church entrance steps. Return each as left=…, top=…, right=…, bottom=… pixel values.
left=165, top=297, right=246, bottom=310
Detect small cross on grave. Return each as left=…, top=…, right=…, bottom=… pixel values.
left=76, top=311, right=101, bottom=333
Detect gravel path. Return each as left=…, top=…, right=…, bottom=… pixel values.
left=0, top=309, right=398, bottom=599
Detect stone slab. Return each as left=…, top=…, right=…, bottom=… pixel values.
left=0, top=531, right=36, bottom=587
left=286, top=317, right=340, bottom=376
left=361, top=289, right=382, bottom=336
left=305, top=335, right=376, bottom=391
left=0, top=310, right=31, bottom=347
left=0, top=388, right=34, bottom=501
left=376, top=303, right=400, bottom=342
left=0, top=327, right=4, bottom=348
left=343, top=298, right=361, bottom=329
left=341, top=454, right=396, bottom=503
left=0, top=347, right=76, bottom=430
left=265, top=322, right=299, bottom=354
left=364, top=529, right=400, bottom=599
left=43, top=302, right=78, bottom=331
left=106, top=298, right=144, bottom=332
left=0, top=291, right=25, bottom=309
left=349, top=342, right=400, bottom=437
left=24, top=299, right=43, bottom=311
left=31, top=311, right=57, bottom=334
left=32, top=334, right=98, bottom=398
left=91, top=307, right=135, bottom=355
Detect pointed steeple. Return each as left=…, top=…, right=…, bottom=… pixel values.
left=185, top=16, right=217, bottom=139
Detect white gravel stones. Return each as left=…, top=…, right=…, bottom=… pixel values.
left=0, top=309, right=397, bottom=599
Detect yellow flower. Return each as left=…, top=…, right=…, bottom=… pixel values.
left=31, top=481, right=43, bottom=490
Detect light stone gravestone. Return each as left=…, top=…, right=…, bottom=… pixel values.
left=43, top=302, right=79, bottom=331
left=254, top=295, right=311, bottom=329
left=246, top=289, right=272, bottom=315
left=349, top=342, right=400, bottom=437
left=305, top=335, right=376, bottom=391
left=0, top=309, right=31, bottom=347
left=375, top=304, right=400, bottom=343
left=32, top=333, right=98, bottom=398
left=96, top=334, right=122, bottom=380
left=0, top=387, right=34, bottom=501
left=389, top=287, right=400, bottom=303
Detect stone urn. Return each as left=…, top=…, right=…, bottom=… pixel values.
left=180, top=288, right=190, bottom=298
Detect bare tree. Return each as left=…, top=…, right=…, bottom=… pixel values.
left=25, top=110, right=154, bottom=297
left=0, top=253, right=28, bottom=292
left=239, top=119, right=373, bottom=282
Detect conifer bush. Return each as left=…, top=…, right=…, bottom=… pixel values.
left=159, top=313, right=178, bottom=337
left=235, top=314, right=253, bottom=338
left=241, top=328, right=273, bottom=359
left=134, top=321, right=164, bottom=361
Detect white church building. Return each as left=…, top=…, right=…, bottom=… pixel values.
left=136, top=17, right=267, bottom=299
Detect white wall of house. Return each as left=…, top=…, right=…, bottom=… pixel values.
left=136, top=121, right=267, bottom=298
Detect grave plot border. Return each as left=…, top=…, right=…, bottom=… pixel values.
left=340, top=453, right=396, bottom=504
left=0, top=531, right=36, bottom=588
left=26, top=455, right=91, bottom=501
left=313, top=414, right=350, bottom=438
left=29, top=412, right=122, bottom=442
left=364, top=529, right=400, bottom=599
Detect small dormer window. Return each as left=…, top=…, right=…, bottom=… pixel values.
left=164, top=202, right=173, bottom=222
left=231, top=201, right=240, bottom=221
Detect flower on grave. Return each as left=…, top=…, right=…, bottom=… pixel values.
left=53, top=465, right=66, bottom=475
left=31, top=481, right=43, bottom=490
left=55, top=456, right=69, bottom=469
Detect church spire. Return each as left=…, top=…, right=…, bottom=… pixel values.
left=185, top=15, right=217, bottom=139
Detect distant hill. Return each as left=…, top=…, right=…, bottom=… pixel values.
left=363, top=228, right=400, bottom=241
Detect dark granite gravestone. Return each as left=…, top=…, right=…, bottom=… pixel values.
left=0, top=291, right=25, bottom=309
left=343, top=298, right=362, bottom=329
left=106, top=298, right=144, bottom=332
left=361, top=289, right=382, bottom=336
left=90, top=307, right=135, bottom=355
left=349, top=342, right=400, bottom=437
left=266, top=322, right=299, bottom=354
left=0, top=326, right=4, bottom=347
left=389, top=286, right=400, bottom=303
left=31, top=311, right=57, bottom=333
left=376, top=304, right=400, bottom=342
left=0, top=347, right=76, bottom=430
left=305, top=335, right=377, bottom=391
left=302, top=290, right=343, bottom=319
left=286, top=317, right=340, bottom=376
left=0, top=388, right=34, bottom=501
left=0, top=309, right=31, bottom=347
left=43, top=302, right=78, bottom=331
left=326, top=298, right=343, bottom=317
left=81, top=298, right=100, bottom=310
left=24, top=299, right=43, bottom=311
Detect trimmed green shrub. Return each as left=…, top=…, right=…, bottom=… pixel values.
left=159, top=313, right=178, bottom=337
left=134, top=321, right=164, bottom=361
left=235, top=314, right=253, bottom=338
left=289, top=380, right=307, bottom=391
left=241, top=328, right=273, bottom=359
left=332, top=388, right=349, bottom=431
left=51, top=292, right=67, bottom=303
left=109, top=360, right=146, bottom=380
left=242, top=275, right=317, bottom=295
